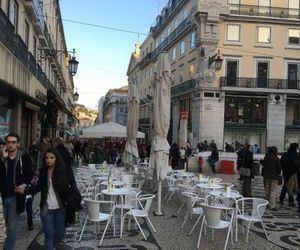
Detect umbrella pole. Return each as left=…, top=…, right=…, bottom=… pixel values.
left=155, top=180, right=164, bottom=216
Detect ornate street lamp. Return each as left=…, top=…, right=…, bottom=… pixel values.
left=73, top=88, right=79, bottom=102
left=69, top=49, right=79, bottom=76
left=208, top=50, right=223, bottom=71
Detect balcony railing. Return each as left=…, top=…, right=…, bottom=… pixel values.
left=171, top=79, right=196, bottom=96
left=15, top=35, right=28, bottom=67
left=150, top=0, right=183, bottom=35
left=229, top=4, right=300, bottom=19
left=0, top=8, right=15, bottom=51
left=24, top=0, right=45, bottom=33
left=220, top=77, right=300, bottom=90
left=139, top=16, right=191, bottom=69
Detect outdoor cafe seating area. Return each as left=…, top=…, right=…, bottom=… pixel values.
left=74, top=160, right=270, bottom=249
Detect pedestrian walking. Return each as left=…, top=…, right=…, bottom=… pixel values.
left=53, top=137, right=71, bottom=167
left=279, top=143, right=298, bottom=206
left=236, top=144, right=245, bottom=180
left=241, top=144, right=254, bottom=197
left=0, top=132, right=33, bottom=250
left=23, top=147, right=78, bottom=250
left=207, top=145, right=219, bottom=173
left=260, top=146, right=281, bottom=210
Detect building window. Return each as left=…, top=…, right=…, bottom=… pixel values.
left=189, top=63, right=195, bottom=78
left=225, top=97, right=267, bottom=124
left=172, top=47, right=176, bottom=62
left=180, top=40, right=185, bottom=56
left=120, top=107, right=123, bottom=113
left=9, top=0, right=18, bottom=32
left=190, top=31, right=196, bottom=49
left=258, top=0, right=270, bottom=15
left=257, top=26, right=271, bottom=43
left=171, top=70, right=176, bottom=85
left=33, top=36, right=37, bottom=58
left=183, top=8, right=189, bottom=20
left=287, top=63, right=299, bottom=89
left=167, top=26, right=171, bottom=36
left=226, top=24, right=240, bottom=42
left=288, top=28, right=300, bottom=45
left=289, top=0, right=300, bottom=18
left=226, top=60, right=238, bottom=86
left=179, top=64, right=184, bottom=82
left=24, top=19, right=29, bottom=47
left=257, top=61, right=269, bottom=88
left=174, top=18, right=178, bottom=30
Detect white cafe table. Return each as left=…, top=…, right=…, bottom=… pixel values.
left=209, top=190, right=243, bottom=242
left=196, top=183, right=223, bottom=190
left=101, top=188, right=132, bottom=237
left=172, top=171, right=195, bottom=178
left=100, top=181, right=124, bottom=187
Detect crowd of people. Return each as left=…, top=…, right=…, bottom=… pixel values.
left=0, top=132, right=300, bottom=250
left=236, top=142, right=300, bottom=212
left=0, top=133, right=82, bottom=250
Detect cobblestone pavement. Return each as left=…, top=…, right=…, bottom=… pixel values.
left=14, top=174, right=300, bottom=250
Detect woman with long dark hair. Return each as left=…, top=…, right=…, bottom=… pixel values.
left=25, top=147, right=77, bottom=250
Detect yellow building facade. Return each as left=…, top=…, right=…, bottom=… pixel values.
left=128, top=0, right=300, bottom=152
left=0, top=0, right=76, bottom=146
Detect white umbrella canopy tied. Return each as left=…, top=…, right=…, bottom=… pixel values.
left=123, top=84, right=140, bottom=166
left=149, top=52, right=171, bottom=215
left=178, top=117, right=188, bottom=147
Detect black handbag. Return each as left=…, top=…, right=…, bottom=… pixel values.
left=238, top=167, right=251, bottom=177
left=65, top=185, right=83, bottom=212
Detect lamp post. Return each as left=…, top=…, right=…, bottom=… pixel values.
left=73, top=88, right=79, bottom=102
left=208, top=50, right=223, bottom=71
left=38, top=48, right=79, bottom=76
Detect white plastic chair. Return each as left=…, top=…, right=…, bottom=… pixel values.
left=79, top=198, right=115, bottom=246
left=121, top=174, right=134, bottom=187
left=177, top=184, right=196, bottom=214
left=197, top=203, right=234, bottom=250
left=163, top=177, right=179, bottom=203
left=180, top=192, right=204, bottom=235
left=121, top=193, right=156, bottom=240
left=236, top=197, right=269, bottom=243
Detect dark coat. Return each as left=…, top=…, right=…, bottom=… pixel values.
left=261, top=154, right=281, bottom=180
left=0, top=152, right=33, bottom=214
left=281, top=150, right=297, bottom=181
left=243, top=150, right=254, bottom=178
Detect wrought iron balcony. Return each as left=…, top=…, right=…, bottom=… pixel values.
left=150, top=0, right=183, bottom=36
left=229, top=4, right=300, bottom=19
left=220, top=77, right=300, bottom=90
left=0, top=8, right=15, bottom=51
left=24, top=0, right=45, bottom=33
left=139, top=16, right=191, bottom=69
left=171, top=79, right=196, bottom=96
left=15, top=35, right=28, bottom=67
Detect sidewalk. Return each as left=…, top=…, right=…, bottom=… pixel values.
left=15, top=174, right=300, bottom=250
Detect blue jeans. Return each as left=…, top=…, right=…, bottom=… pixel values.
left=3, top=196, right=19, bottom=250
left=41, top=208, right=66, bottom=250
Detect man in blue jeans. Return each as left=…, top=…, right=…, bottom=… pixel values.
left=0, top=132, right=33, bottom=249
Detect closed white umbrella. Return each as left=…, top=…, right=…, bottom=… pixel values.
left=123, top=84, right=140, bottom=166
left=149, top=52, right=171, bottom=215
left=178, top=113, right=188, bottom=146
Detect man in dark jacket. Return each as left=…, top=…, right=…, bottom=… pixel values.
left=0, top=132, right=33, bottom=249
left=279, top=143, right=298, bottom=206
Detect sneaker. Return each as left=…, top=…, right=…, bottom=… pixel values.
left=288, top=202, right=296, bottom=207
left=270, top=208, right=278, bottom=211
